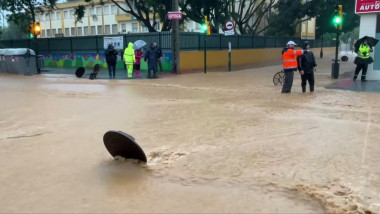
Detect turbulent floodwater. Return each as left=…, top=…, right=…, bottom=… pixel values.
left=1, top=57, right=380, bottom=213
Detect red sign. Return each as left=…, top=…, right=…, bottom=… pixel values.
left=356, top=0, right=380, bottom=14
left=168, top=12, right=182, bottom=20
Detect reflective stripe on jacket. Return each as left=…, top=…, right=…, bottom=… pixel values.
left=123, top=42, right=135, bottom=64
left=282, top=49, right=303, bottom=69
left=358, top=44, right=371, bottom=59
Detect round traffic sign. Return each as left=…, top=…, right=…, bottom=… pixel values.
left=225, top=20, right=235, bottom=30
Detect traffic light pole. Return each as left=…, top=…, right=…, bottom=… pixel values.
left=204, top=34, right=207, bottom=73
left=33, top=35, right=41, bottom=74
left=332, top=30, right=340, bottom=79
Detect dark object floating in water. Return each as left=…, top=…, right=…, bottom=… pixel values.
left=341, top=56, right=348, bottom=62
left=103, top=130, right=147, bottom=163
left=75, top=67, right=85, bottom=78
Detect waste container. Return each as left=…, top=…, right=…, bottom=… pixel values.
left=0, top=48, right=36, bottom=75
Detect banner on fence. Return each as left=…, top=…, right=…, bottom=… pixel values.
left=103, top=36, right=124, bottom=50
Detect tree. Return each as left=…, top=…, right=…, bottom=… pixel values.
left=179, top=0, right=230, bottom=33
left=75, top=0, right=174, bottom=32
left=230, top=0, right=276, bottom=35
left=266, top=0, right=359, bottom=37
left=0, top=0, right=57, bottom=27
left=0, top=21, right=29, bottom=40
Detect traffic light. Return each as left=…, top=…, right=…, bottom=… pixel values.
left=333, top=5, right=343, bottom=30
left=201, top=16, right=211, bottom=35
left=33, top=22, right=41, bottom=36
left=28, top=24, right=34, bottom=38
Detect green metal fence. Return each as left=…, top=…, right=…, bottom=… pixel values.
left=0, top=32, right=334, bottom=53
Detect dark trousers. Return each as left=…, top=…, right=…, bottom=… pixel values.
left=301, top=72, right=315, bottom=92
left=147, top=68, right=157, bottom=78
left=157, top=59, right=163, bottom=73
left=281, top=70, right=295, bottom=93
left=354, top=63, right=368, bottom=80
left=107, top=63, right=116, bottom=77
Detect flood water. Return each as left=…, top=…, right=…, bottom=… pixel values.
left=1, top=56, right=380, bottom=213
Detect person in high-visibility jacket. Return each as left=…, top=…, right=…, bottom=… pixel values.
left=353, top=39, right=373, bottom=82
left=281, top=41, right=305, bottom=93
left=123, top=42, right=135, bottom=79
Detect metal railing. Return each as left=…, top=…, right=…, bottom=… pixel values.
left=0, top=32, right=334, bottom=53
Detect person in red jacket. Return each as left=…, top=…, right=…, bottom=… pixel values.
left=281, top=41, right=305, bottom=93
left=134, top=48, right=144, bottom=78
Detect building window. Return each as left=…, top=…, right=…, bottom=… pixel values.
left=70, top=10, right=74, bottom=19
left=52, top=29, right=56, bottom=37
left=84, top=26, right=89, bottom=36
left=64, top=11, right=69, bottom=19
left=90, top=8, right=95, bottom=15
left=97, top=25, right=102, bottom=35
left=112, top=24, right=117, bottom=34
left=58, top=28, right=62, bottom=34
left=104, top=5, right=110, bottom=15
left=154, top=22, right=160, bottom=31
left=96, top=7, right=102, bottom=16
left=142, top=26, right=148, bottom=32
left=56, top=11, right=61, bottom=20
left=132, top=23, right=138, bottom=32
left=42, top=30, right=45, bottom=37
left=91, top=26, right=96, bottom=35
left=121, top=23, right=126, bottom=33
left=77, top=27, right=82, bottom=36
left=71, top=27, right=76, bottom=36
left=46, top=29, right=51, bottom=37
left=65, top=28, right=70, bottom=36
left=51, top=13, right=55, bottom=20
left=111, top=5, right=117, bottom=15
left=104, top=25, right=110, bottom=34
left=35, top=16, right=39, bottom=22
left=41, top=14, right=45, bottom=21
left=46, top=14, right=50, bottom=21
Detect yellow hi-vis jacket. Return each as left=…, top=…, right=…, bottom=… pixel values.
left=123, top=42, right=135, bottom=64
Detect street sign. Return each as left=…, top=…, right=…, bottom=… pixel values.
left=168, top=12, right=182, bottom=20
left=224, top=30, right=235, bottom=36
left=225, top=20, right=235, bottom=30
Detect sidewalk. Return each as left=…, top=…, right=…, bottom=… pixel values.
left=41, top=67, right=176, bottom=79
left=322, top=51, right=380, bottom=93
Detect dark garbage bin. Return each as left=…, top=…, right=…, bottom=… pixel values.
left=0, top=48, right=37, bottom=75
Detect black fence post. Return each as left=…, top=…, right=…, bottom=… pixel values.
left=95, top=36, right=98, bottom=53
left=220, top=34, right=222, bottom=50
left=198, top=33, right=201, bottom=51
left=159, top=32, right=162, bottom=48
left=251, top=34, right=254, bottom=48
left=48, top=38, right=51, bottom=53
left=237, top=35, right=240, bottom=49
left=70, top=37, right=73, bottom=54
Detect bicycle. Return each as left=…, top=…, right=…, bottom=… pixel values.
left=273, top=70, right=285, bottom=86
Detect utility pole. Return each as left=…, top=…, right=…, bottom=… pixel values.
left=171, top=0, right=180, bottom=74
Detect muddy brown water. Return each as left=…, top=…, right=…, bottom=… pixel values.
left=1, top=56, right=380, bottom=213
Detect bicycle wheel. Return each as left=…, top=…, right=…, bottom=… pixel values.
left=273, top=71, right=285, bottom=86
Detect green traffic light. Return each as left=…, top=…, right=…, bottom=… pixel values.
left=201, top=24, right=207, bottom=32
left=333, top=16, right=341, bottom=24
left=29, top=33, right=34, bottom=38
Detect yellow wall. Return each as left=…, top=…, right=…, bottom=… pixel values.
left=180, top=47, right=336, bottom=71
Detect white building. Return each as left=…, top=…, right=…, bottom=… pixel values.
left=355, top=0, right=380, bottom=80
left=36, top=0, right=201, bottom=38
